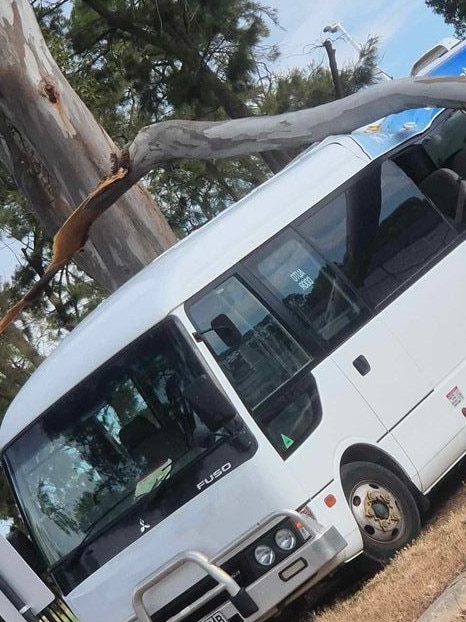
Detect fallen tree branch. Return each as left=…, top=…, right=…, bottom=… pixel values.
left=128, top=76, right=466, bottom=176
left=1, top=75, right=466, bottom=334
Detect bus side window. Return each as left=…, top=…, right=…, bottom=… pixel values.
left=395, top=111, right=466, bottom=227
left=299, top=160, right=458, bottom=309
left=244, top=230, right=367, bottom=350
left=189, top=277, right=321, bottom=456
left=422, top=110, right=466, bottom=171
left=189, top=277, right=311, bottom=411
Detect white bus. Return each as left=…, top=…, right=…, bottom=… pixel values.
left=2, top=51, right=466, bottom=622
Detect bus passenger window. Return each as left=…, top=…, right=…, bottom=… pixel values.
left=189, top=278, right=321, bottom=457
left=422, top=110, right=466, bottom=171
left=246, top=232, right=366, bottom=349
left=300, top=161, right=457, bottom=308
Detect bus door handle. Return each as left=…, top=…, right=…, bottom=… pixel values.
left=352, top=355, right=371, bottom=376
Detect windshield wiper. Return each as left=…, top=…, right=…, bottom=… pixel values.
left=66, top=464, right=173, bottom=565
left=67, top=490, right=136, bottom=562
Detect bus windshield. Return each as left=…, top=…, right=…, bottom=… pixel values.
left=3, top=319, right=240, bottom=566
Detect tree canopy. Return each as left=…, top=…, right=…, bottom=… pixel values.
left=426, top=0, right=466, bottom=36
left=2, top=1, right=466, bottom=342
left=0, top=0, right=381, bottom=335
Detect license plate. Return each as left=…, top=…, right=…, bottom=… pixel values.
left=201, top=612, right=227, bottom=622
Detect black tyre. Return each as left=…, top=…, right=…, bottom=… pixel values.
left=341, top=461, right=421, bottom=562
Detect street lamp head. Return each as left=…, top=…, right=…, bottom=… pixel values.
left=323, top=23, right=339, bottom=34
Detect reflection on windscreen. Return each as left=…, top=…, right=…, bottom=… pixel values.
left=4, top=320, right=218, bottom=565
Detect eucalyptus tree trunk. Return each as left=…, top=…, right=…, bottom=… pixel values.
left=0, top=0, right=176, bottom=292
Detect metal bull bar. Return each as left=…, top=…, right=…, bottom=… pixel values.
left=130, top=510, right=327, bottom=622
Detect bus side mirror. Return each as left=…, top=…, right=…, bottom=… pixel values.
left=183, top=375, right=237, bottom=431
left=211, top=314, right=242, bottom=348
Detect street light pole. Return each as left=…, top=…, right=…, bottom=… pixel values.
left=324, top=22, right=362, bottom=54
left=323, top=22, right=393, bottom=80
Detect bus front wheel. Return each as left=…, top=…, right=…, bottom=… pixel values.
left=341, top=461, right=421, bottom=562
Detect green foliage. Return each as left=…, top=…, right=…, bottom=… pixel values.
left=58, top=1, right=381, bottom=232
left=54, top=0, right=279, bottom=228
left=425, top=0, right=466, bottom=36
left=260, top=37, right=380, bottom=115
left=347, top=37, right=380, bottom=91
left=64, top=0, right=279, bottom=124
left=148, top=156, right=269, bottom=235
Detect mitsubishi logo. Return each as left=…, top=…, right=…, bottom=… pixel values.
left=139, top=518, right=150, bottom=533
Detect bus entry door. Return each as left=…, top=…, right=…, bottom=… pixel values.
left=331, top=315, right=431, bottom=432
left=331, top=315, right=465, bottom=488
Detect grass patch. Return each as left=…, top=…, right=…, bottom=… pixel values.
left=310, top=480, right=466, bottom=622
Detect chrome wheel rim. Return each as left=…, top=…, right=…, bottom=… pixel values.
left=349, top=481, right=404, bottom=543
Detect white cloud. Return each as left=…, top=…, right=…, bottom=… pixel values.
left=267, top=0, right=455, bottom=76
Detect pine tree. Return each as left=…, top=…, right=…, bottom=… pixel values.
left=426, top=0, right=466, bottom=36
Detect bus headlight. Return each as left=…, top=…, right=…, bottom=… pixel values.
left=254, top=544, right=275, bottom=566
left=274, top=528, right=297, bottom=551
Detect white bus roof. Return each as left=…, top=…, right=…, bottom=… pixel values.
left=410, top=37, right=462, bottom=76
left=0, top=137, right=368, bottom=449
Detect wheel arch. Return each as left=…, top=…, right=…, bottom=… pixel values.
left=339, top=443, right=429, bottom=513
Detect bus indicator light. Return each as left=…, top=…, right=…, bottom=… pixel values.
left=324, top=495, right=337, bottom=508
left=293, top=520, right=311, bottom=540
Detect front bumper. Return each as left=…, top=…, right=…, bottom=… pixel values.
left=129, top=510, right=346, bottom=622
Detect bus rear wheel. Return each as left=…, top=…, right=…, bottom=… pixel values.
left=341, top=461, right=421, bottom=562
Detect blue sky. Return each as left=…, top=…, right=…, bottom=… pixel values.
left=0, top=1, right=457, bottom=279
left=270, top=0, right=456, bottom=77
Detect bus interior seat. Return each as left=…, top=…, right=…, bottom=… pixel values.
left=419, top=168, right=466, bottom=225
left=445, top=148, right=466, bottom=179
left=119, top=416, right=168, bottom=468
left=394, top=144, right=436, bottom=185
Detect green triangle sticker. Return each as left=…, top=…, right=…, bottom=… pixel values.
left=281, top=434, right=294, bottom=449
